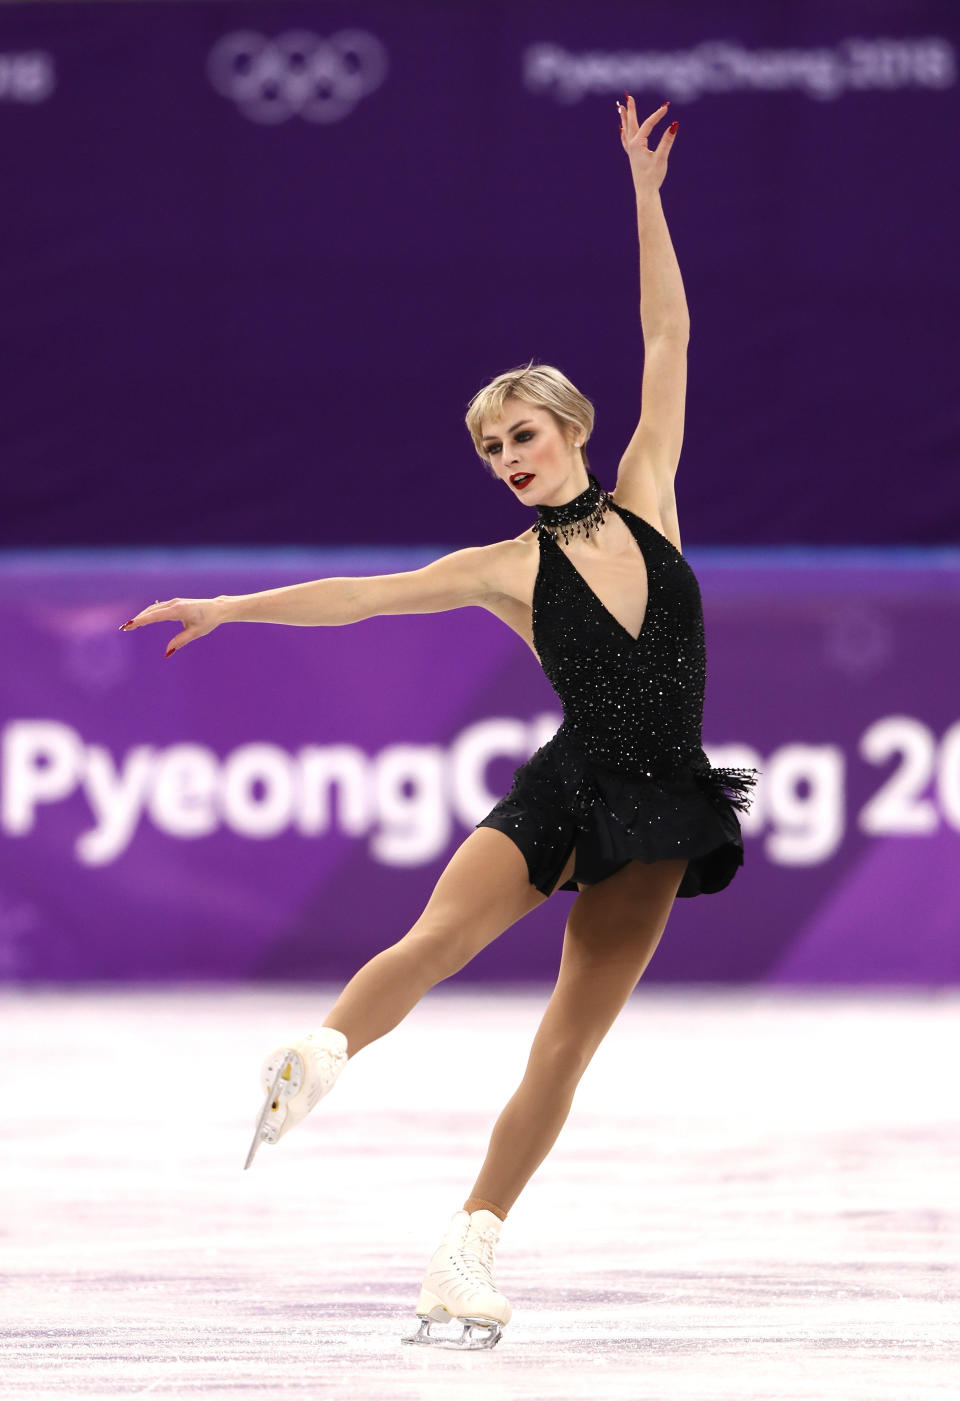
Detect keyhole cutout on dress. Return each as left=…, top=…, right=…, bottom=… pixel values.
left=551, top=508, right=650, bottom=642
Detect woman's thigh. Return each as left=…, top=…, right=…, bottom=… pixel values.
left=567, top=856, right=689, bottom=966
left=524, top=857, right=688, bottom=1072
left=403, top=826, right=577, bottom=977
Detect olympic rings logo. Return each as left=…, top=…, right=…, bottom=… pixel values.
left=207, top=29, right=388, bottom=124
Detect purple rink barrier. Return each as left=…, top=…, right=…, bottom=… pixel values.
left=1, top=547, right=958, bottom=987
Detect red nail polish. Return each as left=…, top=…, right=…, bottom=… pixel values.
left=119, top=620, right=134, bottom=630
left=165, top=649, right=174, bottom=659
left=669, top=121, right=678, bottom=133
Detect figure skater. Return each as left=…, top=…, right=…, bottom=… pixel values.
left=120, top=96, right=758, bottom=1350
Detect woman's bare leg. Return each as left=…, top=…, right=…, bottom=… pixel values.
left=321, top=827, right=575, bottom=1057
left=463, top=857, right=688, bottom=1217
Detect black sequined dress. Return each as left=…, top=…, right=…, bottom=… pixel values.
left=476, top=494, right=759, bottom=898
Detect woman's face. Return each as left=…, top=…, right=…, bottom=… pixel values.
left=480, top=400, right=586, bottom=508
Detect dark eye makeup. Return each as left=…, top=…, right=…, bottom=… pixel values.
left=487, top=431, right=533, bottom=456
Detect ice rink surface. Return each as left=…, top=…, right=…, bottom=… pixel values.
left=1, top=985, right=957, bottom=1399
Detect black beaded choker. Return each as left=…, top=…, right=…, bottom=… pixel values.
left=531, top=472, right=614, bottom=545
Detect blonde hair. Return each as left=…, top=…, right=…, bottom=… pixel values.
left=465, top=359, right=595, bottom=477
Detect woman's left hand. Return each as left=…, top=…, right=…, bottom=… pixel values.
left=617, top=95, right=677, bottom=197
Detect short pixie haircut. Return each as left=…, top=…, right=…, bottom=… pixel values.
left=464, top=360, right=595, bottom=477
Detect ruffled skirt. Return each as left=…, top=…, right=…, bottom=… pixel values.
left=475, top=725, right=760, bottom=899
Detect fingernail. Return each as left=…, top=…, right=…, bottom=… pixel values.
left=165, top=649, right=174, bottom=659
left=119, top=620, right=134, bottom=631
left=669, top=121, right=678, bottom=133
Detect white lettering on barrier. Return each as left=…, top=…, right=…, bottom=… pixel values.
left=147, top=743, right=219, bottom=841
left=370, top=743, right=448, bottom=866
left=938, top=721, right=960, bottom=831
left=859, top=715, right=941, bottom=835
left=3, top=720, right=87, bottom=830
left=294, top=744, right=370, bottom=835
left=0, top=715, right=562, bottom=867
left=222, top=743, right=296, bottom=838
left=80, top=743, right=157, bottom=865
left=763, top=744, right=845, bottom=866
left=449, top=718, right=531, bottom=828
left=6, top=713, right=957, bottom=872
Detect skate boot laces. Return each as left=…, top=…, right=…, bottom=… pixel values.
left=461, top=1220, right=501, bottom=1291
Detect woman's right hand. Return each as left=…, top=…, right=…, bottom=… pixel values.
left=119, top=596, right=226, bottom=658
left=617, top=95, right=677, bottom=197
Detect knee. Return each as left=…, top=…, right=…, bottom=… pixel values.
left=525, top=1035, right=595, bottom=1089
left=395, top=922, right=469, bottom=984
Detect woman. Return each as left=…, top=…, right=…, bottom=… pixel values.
left=120, top=96, right=758, bottom=1351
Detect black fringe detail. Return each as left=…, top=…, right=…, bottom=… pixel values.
left=695, top=765, right=761, bottom=815
left=531, top=473, right=614, bottom=546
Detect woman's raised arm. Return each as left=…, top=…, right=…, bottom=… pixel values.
left=617, top=95, right=687, bottom=337
left=119, top=544, right=508, bottom=658
left=614, top=95, right=689, bottom=505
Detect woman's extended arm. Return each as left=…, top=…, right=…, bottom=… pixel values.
left=219, top=545, right=498, bottom=625
left=120, top=544, right=508, bottom=658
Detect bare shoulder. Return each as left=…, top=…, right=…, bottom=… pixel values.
left=482, top=531, right=539, bottom=601
left=474, top=531, right=541, bottom=656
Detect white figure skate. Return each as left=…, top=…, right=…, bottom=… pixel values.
left=243, top=1027, right=349, bottom=1170
left=402, top=1208, right=512, bottom=1349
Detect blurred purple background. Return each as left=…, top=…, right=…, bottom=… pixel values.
left=3, top=0, right=957, bottom=548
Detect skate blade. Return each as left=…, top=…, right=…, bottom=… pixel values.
left=401, top=1314, right=503, bottom=1350
left=243, top=1052, right=297, bottom=1171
